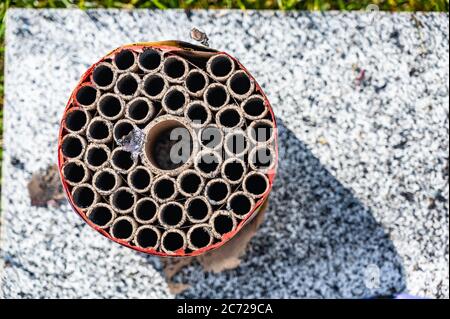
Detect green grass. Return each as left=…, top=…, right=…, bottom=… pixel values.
left=0, top=0, right=448, bottom=183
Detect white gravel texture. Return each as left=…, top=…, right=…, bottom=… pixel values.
left=1, top=9, right=448, bottom=299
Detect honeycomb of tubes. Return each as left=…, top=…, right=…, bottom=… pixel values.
left=58, top=42, right=278, bottom=257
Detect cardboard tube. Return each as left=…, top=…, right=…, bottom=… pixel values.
left=184, top=101, right=212, bottom=128
left=243, top=171, right=270, bottom=198
left=84, top=143, right=110, bottom=171
left=63, top=107, right=91, bottom=134
left=249, top=144, right=276, bottom=172
left=87, top=203, right=116, bottom=229
left=198, top=124, right=224, bottom=151
left=127, top=165, right=153, bottom=193
left=97, top=93, right=125, bottom=121
left=141, top=73, right=168, bottom=100
left=71, top=183, right=99, bottom=211
left=110, top=187, right=137, bottom=214
left=61, top=133, right=86, bottom=160
left=160, top=229, right=187, bottom=254
left=151, top=175, right=178, bottom=203
left=215, top=105, right=244, bottom=130
left=125, top=97, right=155, bottom=124
left=247, top=119, right=275, bottom=145
left=227, top=191, right=255, bottom=220
left=110, top=147, right=137, bottom=174
left=221, top=157, right=247, bottom=185
left=162, top=55, right=189, bottom=83
left=184, top=69, right=209, bottom=98
left=86, top=117, right=113, bottom=144
left=133, top=198, right=158, bottom=224
left=204, top=178, right=231, bottom=206
left=92, top=168, right=121, bottom=196
left=203, top=83, right=230, bottom=111
left=187, top=224, right=213, bottom=251
left=209, top=210, right=237, bottom=239
left=161, top=85, right=190, bottom=115
left=113, top=49, right=138, bottom=73
left=206, top=54, right=235, bottom=82
left=176, top=169, right=204, bottom=197
left=157, top=202, right=186, bottom=229
left=184, top=196, right=212, bottom=223
left=224, top=129, right=249, bottom=158
left=226, top=70, right=255, bottom=101
left=110, top=215, right=137, bottom=242
left=62, top=159, right=90, bottom=186
left=138, top=48, right=163, bottom=74
left=194, top=150, right=222, bottom=179
left=74, top=84, right=99, bottom=110
left=114, top=72, right=140, bottom=100
left=113, top=119, right=136, bottom=144
left=241, top=95, right=268, bottom=120
left=134, top=225, right=161, bottom=250
left=91, top=62, right=117, bottom=90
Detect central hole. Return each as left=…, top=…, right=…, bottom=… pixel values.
left=135, top=199, right=157, bottom=222
left=63, top=162, right=85, bottom=183
left=73, top=186, right=94, bottom=208
left=117, top=75, right=138, bottom=96
left=245, top=174, right=268, bottom=196
left=114, top=50, right=135, bottom=70
left=112, top=219, right=133, bottom=239
left=187, top=103, right=208, bottom=124
left=197, top=153, right=220, bottom=175
left=154, top=178, right=175, bottom=200
left=88, top=206, right=113, bottom=227
left=76, top=85, right=97, bottom=106
left=252, top=147, right=274, bottom=169
left=65, top=109, right=87, bottom=132
left=187, top=198, right=209, bottom=221
left=230, top=72, right=251, bottom=95
left=206, top=85, right=227, bottom=108
left=207, top=181, right=228, bottom=202
left=62, top=136, right=83, bottom=158
left=243, top=96, right=265, bottom=117
left=164, top=57, right=186, bottom=79
left=130, top=168, right=151, bottom=190
left=251, top=122, right=273, bottom=142
left=163, top=232, right=184, bottom=251
left=136, top=228, right=158, bottom=248
left=86, top=147, right=108, bottom=167
left=139, top=49, right=161, bottom=71
left=93, top=64, right=114, bottom=87
left=219, top=109, right=241, bottom=128
left=160, top=203, right=183, bottom=226
left=190, top=227, right=210, bottom=248
left=200, top=126, right=222, bottom=149
left=114, top=121, right=133, bottom=141
left=210, top=55, right=232, bottom=77
left=113, top=189, right=134, bottom=211
left=224, top=160, right=244, bottom=182
left=226, top=133, right=247, bottom=155
left=180, top=173, right=202, bottom=194
left=186, top=71, right=206, bottom=93
left=89, top=120, right=109, bottom=140
left=144, top=75, right=165, bottom=97
left=95, top=171, right=116, bottom=191
left=128, top=100, right=149, bottom=120
left=164, top=89, right=185, bottom=111
left=230, top=194, right=252, bottom=217
left=112, top=149, right=134, bottom=171
left=213, top=215, right=233, bottom=235
left=99, top=95, right=122, bottom=118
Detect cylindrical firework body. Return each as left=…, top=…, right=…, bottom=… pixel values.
left=58, top=41, right=278, bottom=257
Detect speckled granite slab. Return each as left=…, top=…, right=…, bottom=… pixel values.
left=1, top=9, right=448, bottom=298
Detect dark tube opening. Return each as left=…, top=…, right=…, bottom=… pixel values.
left=144, top=75, right=165, bottom=97
left=129, top=168, right=151, bottom=190
left=88, top=120, right=109, bottom=140
left=197, top=153, right=220, bottom=175
left=186, top=71, right=207, bottom=93
left=86, top=146, right=108, bottom=167
left=114, top=50, right=135, bottom=71
left=93, top=64, right=114, bottom=87
left=251, top=122, right=273, bottom=143
left=117, top=74, right=138, bottom=96
left=219, top=108, right=241, bottom=128
left=139, top=49, right=161, bottom=71
left=154, top=178, right=175, bottom=200
left=230, top=72, right=251, bottom=95
left=114, top=121, right=134, bottom=141
left=136, top=228, right=158, bottom=248
left=200, top=126, right=222, bottom=149
left=88, top=206, right=113, bottom=227
left=62, top=135, right=83, bottom=158
left=65, top=109, right=87, bottom=132
left=213, top=214, right=234, bottom=235
left=180, top=172, right=202, bottom=195
left=99, top=95, right=122, bottom=118
left=63, top=161, right=85, bottom=184
left=187, top=198, right=209, bottom=221
left=112, top=149, right=134, bottom=171
left=112, top=219, right=133, bottom=239
left=163, top=232, right=184, bottom=251
left=128, top=100, right=149, bottom=120
left=135, top=199, right=157, bottom=222
left=245, top=173, right=268, bottom=196
left=113, top=189, right=134, bottom=211
left=187, top=103, right=208, bottom=124
left=205, top=85, right=227, bottom=108
left=251, top=147, right=274, bottom=170
left=73, top=186, right=95, bottom=209
left=207, top=181, right=228, bottom=203
left=160, top=203, right=183, bottom=226
left=190, top=227, right=210, bottom=248
left=164, top=89, right=185, bottom=112
left=95, top=171, right=116, bottom=192
left=164, top=57, right=186, bottom=80
left=230, top=194, right=252, bottom=217
left=224, top=160, right=245, bottom=182
left=226, top=133, right=247, bottom=155
left=210, top=55, right=233, bottom=78
left=76, top=85, right=97, bottom=106
left=243, top=97, right=265, bottom=117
